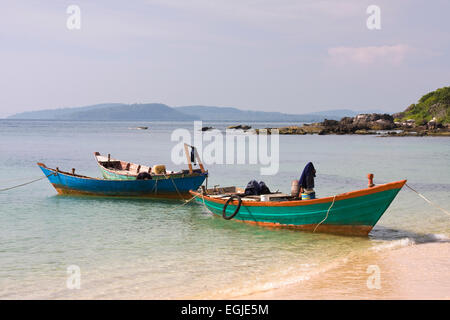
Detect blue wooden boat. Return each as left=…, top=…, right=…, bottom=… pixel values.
left=37, top=163, right=207, bottom=199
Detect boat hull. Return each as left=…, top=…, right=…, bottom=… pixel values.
left=38, top=163, right=207, bottom=199
left=191, top=180, right=406, bottom=236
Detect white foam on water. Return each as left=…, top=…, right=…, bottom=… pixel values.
left=370, top=238, right=415, bottom=252
left=427, top=233, right=449, bottom=241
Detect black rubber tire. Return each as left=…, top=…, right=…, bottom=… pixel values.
left=222, top=195, right=242, bottom=220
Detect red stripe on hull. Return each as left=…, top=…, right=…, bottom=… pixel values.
left=233, top=219, right=373, bottom=236
left=53, top=185, right=192, bottom=200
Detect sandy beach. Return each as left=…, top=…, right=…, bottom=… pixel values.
left=236, top=242, right=450, bottom=300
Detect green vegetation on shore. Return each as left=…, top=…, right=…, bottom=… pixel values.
left=394, top=87, right=450, bottom=124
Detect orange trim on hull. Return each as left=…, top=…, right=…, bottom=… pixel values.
left=234, top=219, right=373, bottom=236
left=190, top=179, right=407, bottom=207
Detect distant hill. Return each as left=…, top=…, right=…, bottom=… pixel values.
left=174, top=105, right=335, bottom=122
left=307, top=108, right=386, bottom=118
left=393, top=87, right=450, bottom=124
left=174, top=106, right=390, bottom=121
left=9, top=103, right=199, bottom=121
left=306, top=109, right=358, bottom=118
left=8, top=103, right=370, bottom=122
left=8, top=103, right=125, bottom=120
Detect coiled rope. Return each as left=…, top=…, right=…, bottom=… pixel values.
left=0, top=173, right=55, bottom=192
left=405, top=183, right=450, bottom=217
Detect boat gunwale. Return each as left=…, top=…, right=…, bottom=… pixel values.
left=37, top=162, right=207, bottom=182
left=190, top=179, right=407, bottom=207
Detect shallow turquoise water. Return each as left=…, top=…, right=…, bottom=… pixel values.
left=0, top=120, right=449, bottom=299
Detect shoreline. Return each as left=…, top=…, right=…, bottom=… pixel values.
left=232, top=241, right=450, bottom=300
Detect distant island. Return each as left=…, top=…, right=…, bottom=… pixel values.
left=7, top=87, right=448, bottom=136
left=7, top=103, right=383, bottom=123
left=7, top=103, right=198, bottom=121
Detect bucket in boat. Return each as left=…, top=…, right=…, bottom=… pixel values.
left=152, top=164, right=166, bottom=174
left=260, top=194, right=270, bottom=202
left=301, top=192, right=315, bottom=200
left=291, top=180, right=299, bottom=197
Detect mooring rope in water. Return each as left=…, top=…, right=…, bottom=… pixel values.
left=0, top=173, right=55, bottom=193
left=150, top=193, right=199, bottom=217
left=167, top=189, right=209, bottom=211
left=0, top=176, right=44, bottom=184
left=405, top=183, right=450, bottom=217
left=313, top=194, right=337, bottom=233
left=176, top=193, right=198, bottom=206
left=200, top=191, right=210, bottom=211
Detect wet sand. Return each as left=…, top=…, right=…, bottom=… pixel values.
left=236, top=242, right=450, bottom=300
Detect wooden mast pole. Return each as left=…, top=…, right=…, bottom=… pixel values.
left=184, top=143, right=193, bottom=174
left=194, top=147, right=205, bottom=173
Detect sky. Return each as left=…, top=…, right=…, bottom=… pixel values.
left=0, top=0, right=449, bottom=118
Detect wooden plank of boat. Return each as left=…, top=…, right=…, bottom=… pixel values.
left=37, top=163, right=207, bottom=199
left=94, top=144, right=206, bottom=180
left=189, top=179, right=407, bottom=236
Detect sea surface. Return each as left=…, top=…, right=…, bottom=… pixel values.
left=0, top=120, right=449, bottom=299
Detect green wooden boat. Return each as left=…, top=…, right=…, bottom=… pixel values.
left=190, top=179, right=406, bottom=236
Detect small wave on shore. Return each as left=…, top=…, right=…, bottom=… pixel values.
left=194, top=256, right=350, bottom=299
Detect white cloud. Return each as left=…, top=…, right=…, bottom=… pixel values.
left=327, top=44, right=414, bottom=66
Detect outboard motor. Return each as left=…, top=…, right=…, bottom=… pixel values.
left=244, top=180, right=260, bottom=195
left=244, top=180, right=271, bottom=196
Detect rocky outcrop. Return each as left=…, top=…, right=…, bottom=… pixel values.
left=227, top=124, right=252, bottom=130
left=262, top=112, right=450, bottom=136
left=317, top=113, right=395, bottom=134
left=254, top=125, right=323, bottom=135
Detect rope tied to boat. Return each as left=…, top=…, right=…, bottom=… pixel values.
left=0, top=173, right=55, bottom=193
left=163, top=173, right=187, bottom=203
left=313, top=194, right=337, bottom=233
left=151, top=193, right=200, bottom=217
left=405, top=183, right=450, bottom=217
